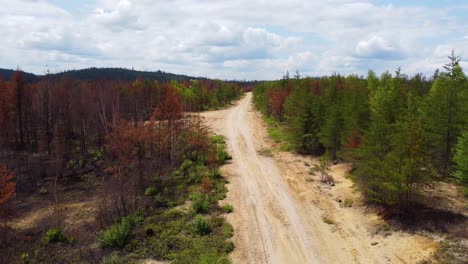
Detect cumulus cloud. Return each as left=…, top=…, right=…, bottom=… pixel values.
left=91, top=0, right=143, bottom=30
left=0, top=0, right=467, bottom=79
left=355, top=35, right=403, bottom=60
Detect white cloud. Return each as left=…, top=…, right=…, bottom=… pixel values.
left=355, top=35, right=403, bottom=59
left=0, top=0, right=467, bottom=79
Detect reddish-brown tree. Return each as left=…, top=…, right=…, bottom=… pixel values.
left=346, top=129, right=362, bottom=150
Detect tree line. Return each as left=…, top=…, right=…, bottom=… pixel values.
left=253, top=52, right=468, bottom=209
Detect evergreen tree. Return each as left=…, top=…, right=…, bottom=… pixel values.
left=425, top=51, right=467, bottom=177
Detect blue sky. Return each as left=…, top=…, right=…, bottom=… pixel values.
left=1, top=0, right=467, bottom=80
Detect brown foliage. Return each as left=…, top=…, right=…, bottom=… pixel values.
left=346, top=129, right=362, bottom=150
left=269, top=89, right=290, bottom=118
left=0, top=165, right=16, bottom=216
left=201, top=177, right=214, bottom=194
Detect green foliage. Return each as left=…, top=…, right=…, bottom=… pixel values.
left=190, top=192, right=210, bottom=214
left=310, top=157, right=331, bottom=182
left=224, top=242, right=235, bottom=253
left=216, top=144, right=232, bottom=163
left=353, top=77, right=434, bottom=207
left=425, top=55, right=468, bottom=177
left=212, top=135, right=231, bottom=164
left=101, top=214, right=142, bottom=248
left=222, top=204, right=233, bottom=213
left=252, top=54, right=468, bottom=211
left=145, top=186, right=158, bottom=196
left=45, top=228, right=66, bottom=244
left=66, top=159, right=84, bottom=170
left=265, top=117, right=288, bottom=143
left=93, top=148, right=104, bottom=161
left=453, top=131, right=468, bottom=186
left=211, top=135, right=225, bottom=145
left=222, top=223, right=234, bottom=238
left=193, top=215, right=211, bottom=235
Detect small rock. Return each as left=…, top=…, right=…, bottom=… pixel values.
left=335, top=198, right=342, bottom=203
left=371, top=242, right=378, bottom=246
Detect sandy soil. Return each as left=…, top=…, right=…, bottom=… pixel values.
left=202, top=93, right=438, bottom=264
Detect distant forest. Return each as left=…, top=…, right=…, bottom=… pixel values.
left=0, top=67, right=262, bottom=87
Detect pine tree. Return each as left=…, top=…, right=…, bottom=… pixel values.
left=425, top=51, right=467, bottom=177
left=284, top=82, right=323, bottom=154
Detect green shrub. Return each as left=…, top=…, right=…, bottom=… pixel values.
left=46, top=228, right=66, bottom=243
left=101, top=217, right=133, bottom=248
left=216, top=145, right=232, bottom=163
left=222, top=204, right=233, bottom=213
left=90, top=148, right=104, bottom=161
left=222, top=224, right=233, bottom=238
left=193, top=215, right=211, bottom=235
left=190, top=192, right=210, bottom=214
left=211, top=169, right=222, bottom=179
left=67, top=158, right=85, bottom=170
left=224, top=241, right=235, bottom=253
left=145, top=186, right=158, bottom=196
left=153, top=194, right=165, bottom=206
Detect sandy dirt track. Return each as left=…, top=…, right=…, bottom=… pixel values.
left=202, top=93, right=437, bottom=264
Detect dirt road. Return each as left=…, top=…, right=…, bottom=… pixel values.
left=202, top=93, right=437, bottom=264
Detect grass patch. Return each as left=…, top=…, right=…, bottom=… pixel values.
left=265, top=117, right=288, bottom=143
left=222, top=204, right=233, bottom=213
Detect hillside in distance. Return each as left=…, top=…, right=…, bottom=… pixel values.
left=0, top=67, right=209, bottom=82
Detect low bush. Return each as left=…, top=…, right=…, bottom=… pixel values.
left=101, top=217, right=134, bottom=248
left=144, top=186, right=158, bottom=196
left=216, top=145, right=232, bottom=163
left=222, top=204, right=233, bottom=213
left=190, top=192, right=210, bottom=214
left=222, top=223, right=233, bottom=238
left=211, top=135, right=226, bottom=145
left=193, top=215, right=211, bottom=235
left=46, top=228, right=67, bottom=243
left=224, top=241, right=235, bottom=253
